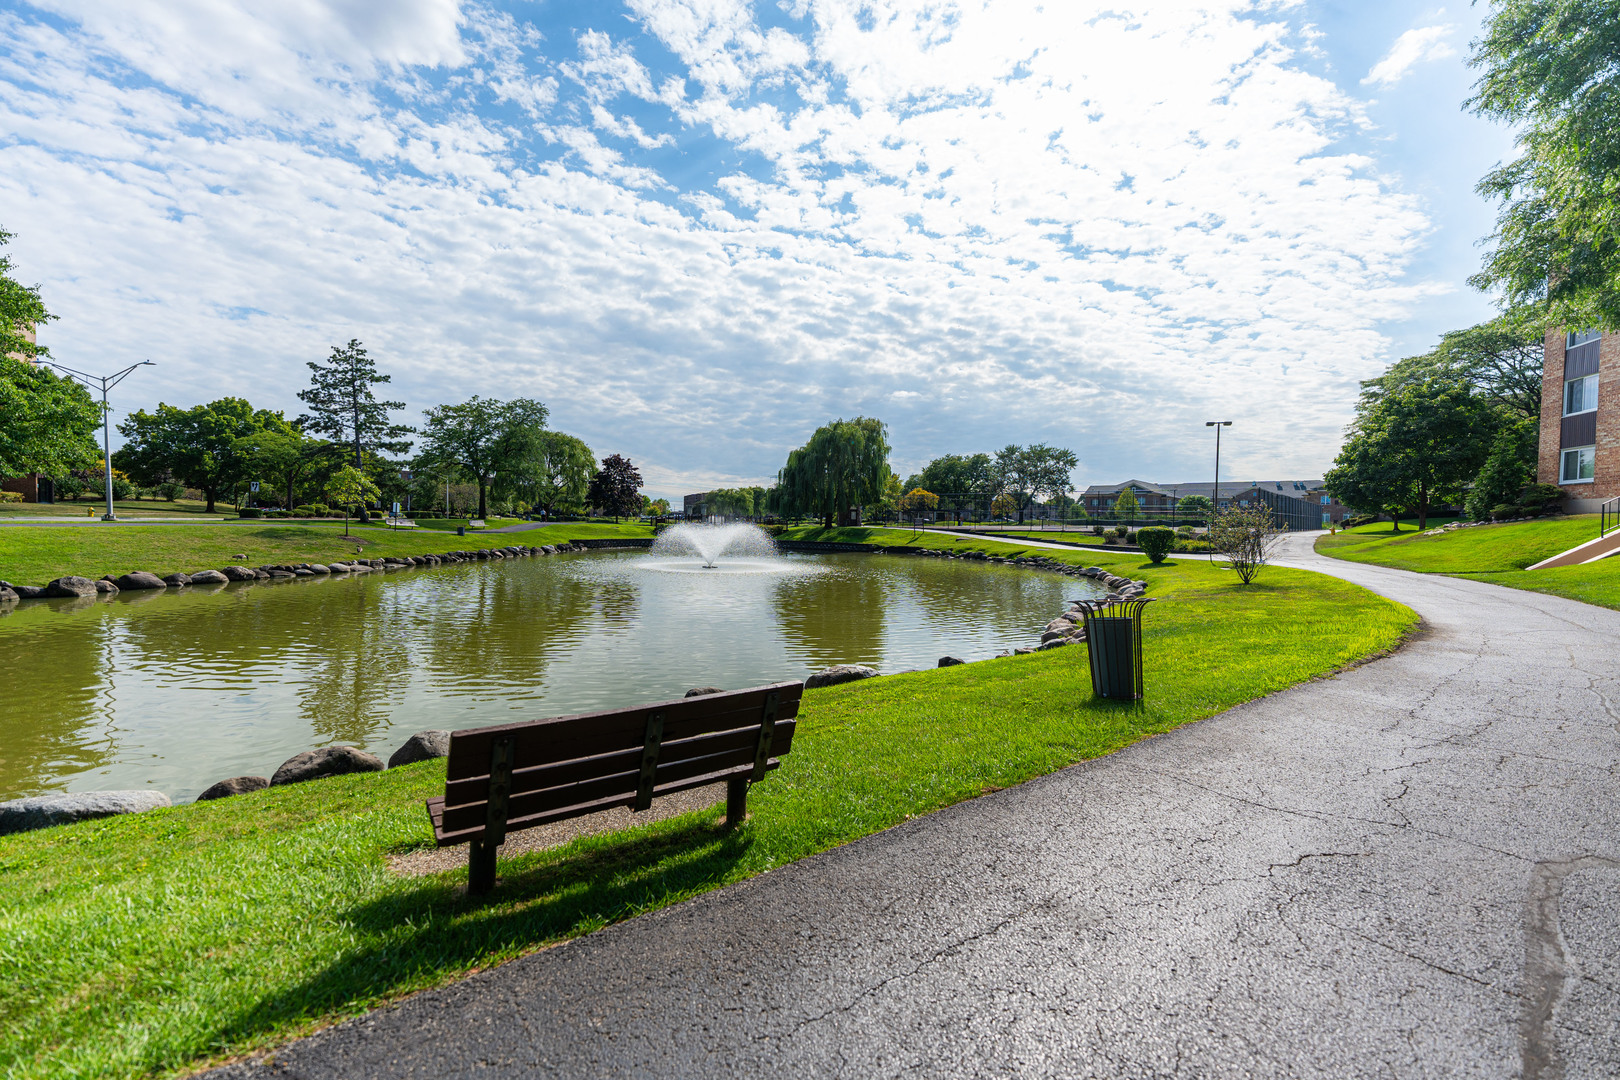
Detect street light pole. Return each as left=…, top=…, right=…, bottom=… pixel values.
left=39, top=360, right=154, bottom=521
left=1205, top=420, right=1232, bottom=562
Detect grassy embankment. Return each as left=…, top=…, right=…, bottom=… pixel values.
left=1316, top=514, right=1620, bottom=610
left=0, top=522, right=652, bottom=586
left=0, top=535, right=1416, bottom=1080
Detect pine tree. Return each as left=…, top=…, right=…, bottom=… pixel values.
left=296, top=340, right=413, bottom=468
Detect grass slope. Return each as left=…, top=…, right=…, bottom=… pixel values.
left=1316, top=515, right=1620, bottom=610
left=0, top=523, right=652, bottom=586
left=0, top=544, right=1415, bottom=1079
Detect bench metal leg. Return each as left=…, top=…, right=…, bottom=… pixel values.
left=726, top=777, right=749, bottom=828
left=468, top=840, right=498, bottom=896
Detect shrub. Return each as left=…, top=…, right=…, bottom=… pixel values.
left=1112, top=525, right=1129, bottom=539
left=1173, top=538, right=1213, bottom=554
left=1091, top=524, right=1105, bottom=536
left=238, top=507, right=262, bottom=519
left=1175, top=525, right=1194, bottom=537
left=1207, top=504, right=1285, bottom=585
left=1137, top=526, right=1175, bottom=563
left=1517, top=483, right=1565, bottom=516
left=111, top=477, right=133, bottom=500
left=0, top=490, right=22, bottom=503
left=1490, top=503, right=1523, bottom=522
left=1343, top=514, right=1379, bottom=529
left=158, top=481, right=186, bottom=501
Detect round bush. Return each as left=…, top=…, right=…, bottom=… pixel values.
left=1137, top=526, right=1175, bottom=563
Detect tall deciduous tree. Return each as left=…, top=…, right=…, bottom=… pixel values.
left=232, top=429, right=332, bottom=510
left=1360, top=310, right=1545, bottom=422
left=992, top=443, right=1079, bottom=524
left=909, top=452, right=994, bottom=521
left=777, top=417, right=892, bottom=527
left=1113, top=486, right=1140, bottom=524
left=115, top=399, right=295, bottom=512
left=1468, top=0, right=1620, bottom=327
left=296, top=340, right=413, bottom=469
left=588, top=453, right=644, bottom=521
left=1325, top=377, right=1494, bottom=529
left=416, top=397, right=549, bottom=521
left=496, top=429, right=593, bottom=518
left=0, top=357, right=99, bottom=480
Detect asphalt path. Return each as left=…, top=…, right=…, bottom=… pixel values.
left=210, top=535, right=1620, bottom=1079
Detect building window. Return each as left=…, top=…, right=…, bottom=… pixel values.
left=1568, top=329, right=1602, bottom=350
left=1561, top=445, right=1596, bottom=484
left=1565, top=374, right=1599, bottom=416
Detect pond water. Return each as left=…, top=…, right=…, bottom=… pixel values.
left=0, top=550, right=1104, bottom=802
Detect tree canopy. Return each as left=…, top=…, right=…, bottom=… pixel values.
left=297, top=340, right=413, bottom=468
left=0, top=356, right=99, bottom=481
left=324, top=465, right=382, bottom=537
left=232, top=429, right=333, bottom=511
left=1468, top=0, right=1620, bottom=327
left=777, top=417, right=892, bottom=527
left=589, top=453, right=644, bottom=520
left=496, top=428, right=592, bottom=518
left=0, top=228, right=53, bottom=364
left=1360, top=310, right=1545, bottom=422
left=115, top=398, right=295, bottom=512
left=992, top=443, right=1079, bottom=523
left=416, top=396, right=549, bottom=521
left=1325, top=377, right=1495, bottom=529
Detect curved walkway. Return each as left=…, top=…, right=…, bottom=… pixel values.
left=212, top=536, right=1620, bottom=1078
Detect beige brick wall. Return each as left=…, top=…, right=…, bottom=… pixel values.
left=1538, top=328, right=1563, bottom=487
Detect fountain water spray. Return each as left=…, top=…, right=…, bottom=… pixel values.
left=650, top=522, right=778, bottom=568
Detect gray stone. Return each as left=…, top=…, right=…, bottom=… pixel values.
left=1013, top=646, right=1037, bottom=655
left=162, top=573, right=192, bottom=587
left=270, top=745, right=385, bottom=786
left=685, top=687, right=725, bottom=697
left=220, top=565, right=257, bottom=581
left=195, top=775, right=269, bottom=801
left=94, top=578, right=118, bottom=594
left=188, top=569, right=229, bottom=584
left=266, top=570, right=296, bottom=579
left=387, top=731, right=452, bottom=769
left=114, top=571, right=167, bottom=591
left=307, top=564, right=331, bottom=575
left=0, top=586, right=15, bottom=603
left=10, top=585, right=45, bottom=598
left=1040, top=630, right=1068, bottom=644
left=292, top=568, right=313, bottom=576
left=0, top=790, right=171, bottom=835
left=326, top=563, right=351, bottom=572
left=804, top=664, right=880, bottom=689
left=1036, top=638, right=1072, bottom=651
left=938, top=656, right=967, bottom=668
left=44, top=575, right=99, bottom=598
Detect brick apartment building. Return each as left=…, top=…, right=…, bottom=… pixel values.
left=1539, top=328, right=1619, bottom=512
left=1080, top=479, right=1351, bottom=528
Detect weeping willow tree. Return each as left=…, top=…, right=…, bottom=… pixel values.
left=777, top=417, right=892, bottom=528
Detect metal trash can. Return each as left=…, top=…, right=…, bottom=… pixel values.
left=1075, top=598, right=1155, bottom=700
left=457, top=526, right=466, bottom=537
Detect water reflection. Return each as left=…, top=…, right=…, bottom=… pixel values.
left=0, top=552, right=1102, bottom=802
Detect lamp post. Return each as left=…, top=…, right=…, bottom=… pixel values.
left=39, top=359, right=154, bottom=521
left=1205, top=420, right=1232, bottom=561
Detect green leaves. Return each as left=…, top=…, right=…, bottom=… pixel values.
left=114, top=398, right=295, bottom=511
left=1468, top=0, right=1620, bottom=326
left=777, top=417, right=892, bottom=526
left=297, top=340, right=414, bottom=465
left=416, top=397, right=550, bottom=520
left=0, top=357, right=100, bottom=480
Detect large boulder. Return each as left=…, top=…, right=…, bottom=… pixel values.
left=307, top=564, right=331, bottom=575
left=387, top=730, right=451, bottom=769
left=10, top=585, right=45, bottom=599
left=195, top=775, right=269, bottom=801
left=938, top=656, right=967, bottom=668
left=0, top=586, right=16, bottom=604
left=220, top=565, right=257, bottom=581
left=93, top=579, right=119, bottom=594
left=685, top=686, right=725, bottom=697
left=271, top=745, right=385, bottom=786
left=162, top=573, right=192, bottom=587
left=114, top=571, right=167, bottom=591
left=0, top=790, right=171, bottom=835
left=188, top=569, right=229, bottom=585
left=804, top=664, right=880, bottom=689
left=44, top=576, right=98, bottom=598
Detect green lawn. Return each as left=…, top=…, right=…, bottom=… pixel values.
left=0, top=543, right=1415, bottom=1080
left=0, top=522, right=653, bottom=586
left=925, top=527, right=1111, bottom=546
left=778, top=525, right=1112, bottom=558
left=0, top=497, right=225, bottom=519
left=1316, top=514, right=1620, bottom=610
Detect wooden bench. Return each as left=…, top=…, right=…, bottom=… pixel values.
left=427, top=681, right=804, bottom=894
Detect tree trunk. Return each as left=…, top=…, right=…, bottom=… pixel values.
left=204, top=487, right=216, bottom=514
left=1417, top=483, right=1430, bottom=530
left=477, top=477, right=488, bottom=521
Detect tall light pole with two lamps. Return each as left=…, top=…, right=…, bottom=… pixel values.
left=38, top=359, right=155, bottom=522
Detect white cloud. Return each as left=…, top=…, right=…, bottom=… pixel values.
left=1363, top=24, right=1456, bottom=89
left=0, top=0, right=1448, bottom=495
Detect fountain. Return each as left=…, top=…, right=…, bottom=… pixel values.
left=649, top=522, right=780, bottom=569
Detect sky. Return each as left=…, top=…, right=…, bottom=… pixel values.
left=0, top=0, right=1519, bottom=498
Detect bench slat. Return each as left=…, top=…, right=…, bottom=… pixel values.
left=440, top=719, right=798, bottom=807
left=429, top=759, right=780, bottom=846
left=443, top=683, right=803, bottom=781
left=436, top=740, right=781, bottom=836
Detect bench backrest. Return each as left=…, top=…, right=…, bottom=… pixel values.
left=432, top=681, right=803, bottom=846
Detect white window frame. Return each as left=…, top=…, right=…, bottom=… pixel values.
left=1565, top=374, right=1599, bottom=416
left=1568, top=329, right=1602, bottom=350
left=1561, top=445, right=1596, bottom=484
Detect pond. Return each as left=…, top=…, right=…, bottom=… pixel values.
left=0, top=550, right=1105, bottom=802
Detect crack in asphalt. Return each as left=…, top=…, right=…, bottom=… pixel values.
left=1520, top=855, right=1620, bottom=1080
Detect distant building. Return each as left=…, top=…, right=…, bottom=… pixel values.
left=1538, top=328, right=1617, bottom=512
left=683, top=492, right=708, bottom=519
left=1079, top=479, right=1351, bottom=529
